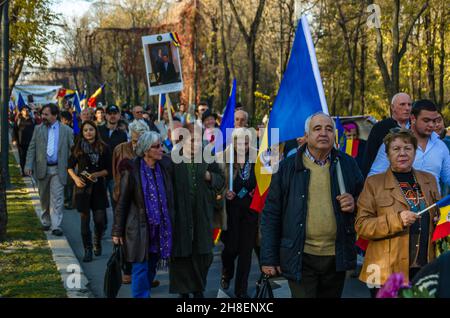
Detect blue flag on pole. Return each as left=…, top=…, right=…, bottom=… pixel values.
left=335, top=116, right=346, bottom=148
left=219, top=79, right=237, bottom=149
left=73, top=93, right=81, bottom=135
left=17, top=93, right=26, bottom=111
left=268, top=16, right=328, bottom=145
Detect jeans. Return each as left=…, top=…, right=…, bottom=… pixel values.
left=131, top=254, right=159, bottom=298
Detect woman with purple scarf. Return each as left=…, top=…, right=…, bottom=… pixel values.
left=112, top=131, right=174, bottom=298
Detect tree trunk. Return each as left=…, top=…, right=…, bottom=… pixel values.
left=359, top=27, right=366, bottom=115
left=372, top=0, right=428, bottom=103
left=424, top=7, right=437, bottom=104
left=227, top=0, right=266, bottom=117
left=437, top=0, right=445, bottom=110
left=219, top=0, right=231, bottom=108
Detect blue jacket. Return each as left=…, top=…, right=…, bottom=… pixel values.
left=261, top=145, right=364, bottom=282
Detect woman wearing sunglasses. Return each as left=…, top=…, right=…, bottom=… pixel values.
left=112, top=131, right=174, bottom=298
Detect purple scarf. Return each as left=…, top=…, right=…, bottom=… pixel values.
left=140, top=159, right=172, bottom=267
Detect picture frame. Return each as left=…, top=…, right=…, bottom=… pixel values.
left=142, top=33, right=184, bottom=96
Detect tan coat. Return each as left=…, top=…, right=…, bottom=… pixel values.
left=112, top=142, right=135, bottom=202
left=356, top=169, right=440, bottom=285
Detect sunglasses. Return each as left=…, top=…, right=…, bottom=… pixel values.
left=150, top=143, right=163, bottom=149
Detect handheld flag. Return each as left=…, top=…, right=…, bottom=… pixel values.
left=17, top=93, right=26, bottom=111
left=335, top=116, right=346, bottom=148
left=251, top=15, right=329, bottom=213
left=267, top=15, right=328, bottom=146
left=342, top=139, right=360, bottom=158
left=431, top=195, right=450, bottom=242
left=72, top=93, right=81, bottom=136
left=219, top=79, right=237, bottom=149
left=88, top=84, right=105, bottom=108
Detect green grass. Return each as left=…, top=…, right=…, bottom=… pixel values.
left=0, top=153, right=67, bottom=298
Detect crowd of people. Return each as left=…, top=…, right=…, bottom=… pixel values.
left=9, top=91, right=450, bottom=298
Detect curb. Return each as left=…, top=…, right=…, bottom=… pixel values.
left=10, top=146, right=94, bottom=298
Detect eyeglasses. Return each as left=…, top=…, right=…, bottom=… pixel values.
left=150, top=143, right=163, bottom=149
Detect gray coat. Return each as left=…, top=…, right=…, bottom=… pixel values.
left=25, top=122, right=74, bottom=185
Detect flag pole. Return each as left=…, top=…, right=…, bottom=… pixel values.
left=158, top=94, right=161, bottom=122
left=166, top=93, right=174, bottom=132
left=229, top=143, right=234, bottom=192
left=417, top=203, right=437, bottom=216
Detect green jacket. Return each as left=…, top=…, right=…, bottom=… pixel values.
left=169, top=160, right=225, bottom=258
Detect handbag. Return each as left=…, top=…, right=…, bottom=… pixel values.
left=104, top=244, right=125, bottom=298
left=254, top=273, right=274, bottom=298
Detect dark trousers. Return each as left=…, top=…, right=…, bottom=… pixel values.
left=18, top=145, right=29, bottom=174
left=64, top=177, right=74, bottom=208
left=221, top=204, right=258, bottom=296
left=80, top=209, right=105, bottom=249
left=288, top=253, right=346, bottom=298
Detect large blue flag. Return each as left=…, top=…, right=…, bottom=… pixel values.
left=73, top=93, right=81, bottom=135
left=219, top=79, right=237, bottom=149
left=268, top=16, right=328, bottom=145
left=17, top=93, right=26, bottom=111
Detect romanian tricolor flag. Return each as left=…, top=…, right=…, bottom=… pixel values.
left=213, top=228, right=222, bottom=245
left=432, top=195, right=450, bottom=242
left=250, top=124, right=272, bottom=213
left=342, top=139, right=360, bottom=158
left=170, top=32, right=182, bottom=47
left=88, top=84, right=105, bottom=108
left=159, top=93, right=175, bottom=114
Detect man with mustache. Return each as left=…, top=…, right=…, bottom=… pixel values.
left=25, top=104, right=74, bottom=236
left=261, top=112, right=364, bottom=298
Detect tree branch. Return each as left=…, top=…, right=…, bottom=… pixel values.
left=226, top=0, right=250, bottom=43
left=399, top=1, right=428, bottom=59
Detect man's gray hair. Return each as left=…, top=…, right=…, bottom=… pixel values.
left=391, top=92, right=410, bottom=106
left=129, top=119, right=149, bottom=136
left=235, top=110, right=249, bottom=121
left=304, top=112, right=336, bottom=134
left=135, top=131, right=161, bottom=157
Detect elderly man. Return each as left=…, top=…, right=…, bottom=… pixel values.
left=234, top=110, right=248, bottom=128
left=261, top=112, right=364, bottom=298
left=361, top=93, right=412, bottom=177
left=369, top=100, right=450, bottom=190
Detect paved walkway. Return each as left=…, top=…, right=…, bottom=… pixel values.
left=61, top=206, right=369, bottom=298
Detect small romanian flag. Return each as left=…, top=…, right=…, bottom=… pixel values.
left=432, top=195, right=450, bottom=242
left=213, top=228, right=221, bottom=245
left=170, top=32, right=182, bottom=47
left=342, top=139, right=360, bottom=158
left=88, top=84, right=105, bottom=108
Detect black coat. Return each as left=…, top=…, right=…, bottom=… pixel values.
left=68, top=146, right=111, bottom=212
left=260, top=145, right=365, bottom=283
left=158, top=62, right=177, bottom=84
left=112, top=156, right=175, bottom=263
left=361, top=118, right=400, bottom=177
left=13, top=116, right=35, bottom=147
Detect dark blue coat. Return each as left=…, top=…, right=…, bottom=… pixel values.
left=260, top=145, right=364, bottom=283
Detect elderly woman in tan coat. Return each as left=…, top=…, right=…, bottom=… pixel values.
left=356, top=129, right=440, bottom=297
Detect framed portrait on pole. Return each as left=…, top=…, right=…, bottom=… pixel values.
left=142, top=32, right=184, bottom=96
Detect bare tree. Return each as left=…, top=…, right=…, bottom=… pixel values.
left=227, top=0, right=266, bottom=117
left=372, top=0, right=428, bottom=102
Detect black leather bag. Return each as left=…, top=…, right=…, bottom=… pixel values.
left=104, top=244, right=125, bottom=298
left=254, top=274, right=274, bottom=298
